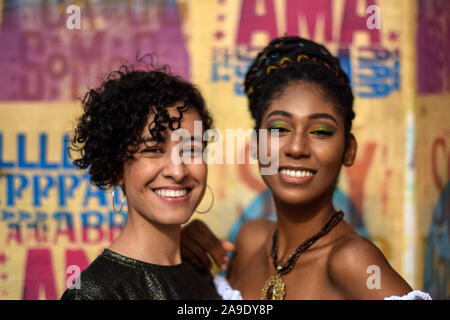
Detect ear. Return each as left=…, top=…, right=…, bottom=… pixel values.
left=115, top=176, right=126, bottom=195
left=343, top=133, right=357, bottom=167
left=116, top=176, right=123, bottom=188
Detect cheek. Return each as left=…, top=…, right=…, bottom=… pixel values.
left=122, top=159, right=159, bottom=189
left=261, top=172, right=276, bottom=188
left=186, top=163, right=207, bottom=184
left=257, top=134, right=283, bottom=163
left=313, top=140, right=345, bottom=170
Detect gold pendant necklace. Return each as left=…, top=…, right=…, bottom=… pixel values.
left=261, top=210, right=344, bottom=300
left=261, top=266, right=285, bottom=300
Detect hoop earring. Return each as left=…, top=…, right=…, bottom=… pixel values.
left=195, top=184, right=214, bottom=214
left=112, top=187, right=126, bottom=214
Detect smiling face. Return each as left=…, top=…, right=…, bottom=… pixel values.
left=259, top=81, right=356, bottom=206
left=119, top=103, right=207, bottom=226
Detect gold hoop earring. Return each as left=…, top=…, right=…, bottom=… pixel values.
left=195, top=184, right=214, bottom=214
left=112, top=187, right=126, bottom=214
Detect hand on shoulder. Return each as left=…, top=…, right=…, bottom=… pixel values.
left=327, top=234, right=412, bottom=299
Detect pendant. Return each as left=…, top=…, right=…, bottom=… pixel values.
left=261, top=272, right=286, bottom=300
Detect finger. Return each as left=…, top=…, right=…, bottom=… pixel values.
left=183, top=221, right=228, bottom=264
left=180, top=236, right=211, bottom=269
left=181, top=242, right=212, bottom=270
left=188, top=229, right=228, bottom=267
left=181, top=248, right=203, bottom=269
left=181, top=240, right=203, bottom=268
left=181, top=225, right=214, bottom=269
left=221, top=240, right=235, bottom=252
left=181, top=220, right=213, bottom=257
left=218, top=240, right=235, bottom=270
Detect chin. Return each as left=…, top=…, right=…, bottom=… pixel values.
left=156, top=210, right=194, bottom=226
left=133, top=205, right=193, bottom=227
left=274, top=192, right=317, bottom=206
left=268, top=182, right=326, bottom=205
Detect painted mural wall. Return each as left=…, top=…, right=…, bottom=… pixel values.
left=0, top=0, right=448, bottom=299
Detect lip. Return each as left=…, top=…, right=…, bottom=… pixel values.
left=278, top=166, right=316, bottom=185
left=152, top=186, right=193, bottom=204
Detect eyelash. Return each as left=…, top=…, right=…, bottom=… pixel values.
left=142, top=146, right=162, bottom=153
left=268, top=122, right=290, bottom=133
left=309, top=129, right=334, bottom=136
left=268, top=122, right=334, bottom=137
left=270, top=127, right=290, bottom=133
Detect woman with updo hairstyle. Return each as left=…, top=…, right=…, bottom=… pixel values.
left=182, top=36, right=431, bottom=300
left=61, top=57, right=224, bottom=300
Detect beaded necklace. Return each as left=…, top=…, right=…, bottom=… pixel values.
left=261, top=210, right=344, bottom=300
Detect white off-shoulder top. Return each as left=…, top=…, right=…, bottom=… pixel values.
left=213, top=275, right=432, bottom=300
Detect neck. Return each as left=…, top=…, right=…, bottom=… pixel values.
left=273, top=189, right=337, bottom=262
left=109, top=206, right=182, bottom=266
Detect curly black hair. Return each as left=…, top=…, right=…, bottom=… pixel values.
left=244, top=36, right=355, bottom=141
left=71, top=59, right=213, bottom=190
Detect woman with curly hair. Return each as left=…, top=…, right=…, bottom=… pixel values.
left=60, top=60, right=223, bottom=300
left=182, top=36, right=431, bottom=300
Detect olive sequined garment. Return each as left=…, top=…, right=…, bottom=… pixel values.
left=61, top=249, right=221, bottom=300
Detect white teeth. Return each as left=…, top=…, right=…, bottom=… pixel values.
left=280, top=169, right=314, bottom=178
left=154, top=189, right=188, bottom=198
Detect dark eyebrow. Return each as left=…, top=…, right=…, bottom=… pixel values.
left=266, top=110, right=337, bottom=125
left=308, top=113, right=337, bottom=125
left=265, top=110, right=293, bottom=119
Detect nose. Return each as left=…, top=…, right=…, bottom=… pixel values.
left=161, top=153, right=188, bottom=182
left=284, top=131, right=311, bottom=159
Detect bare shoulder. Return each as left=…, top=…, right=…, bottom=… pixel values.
left=234, top=219, right=276, bottom=252
left=227, top=219, right=275, bottom=283
left=327, top=233, right=412, bottom=299
left=328, top=233, right=385, bottom=267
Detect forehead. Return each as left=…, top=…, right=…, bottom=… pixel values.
left=265, top=82, right=341, bottom=120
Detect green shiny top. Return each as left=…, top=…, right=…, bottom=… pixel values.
left=61, top=249, right=221, bottom=300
